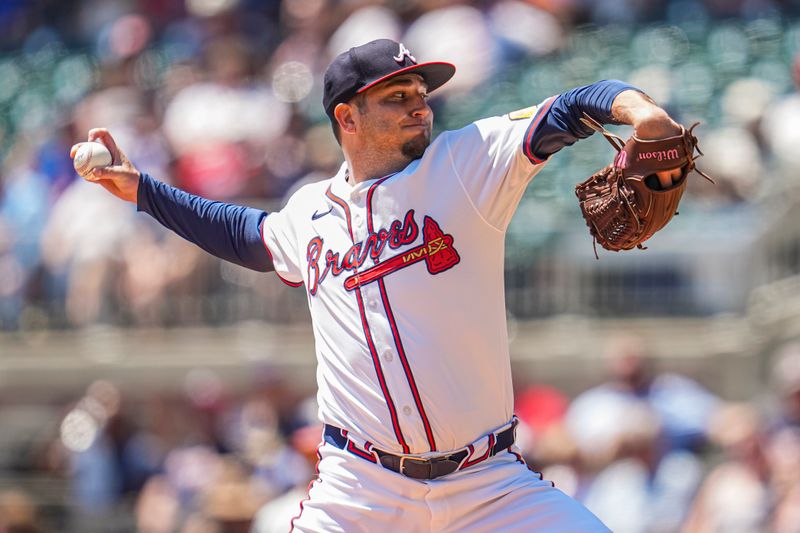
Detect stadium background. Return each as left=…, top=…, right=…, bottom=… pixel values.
left=1, top=0, right=800, bottom=531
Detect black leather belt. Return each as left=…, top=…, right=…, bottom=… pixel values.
left=323, top=422, right=516, bottom=480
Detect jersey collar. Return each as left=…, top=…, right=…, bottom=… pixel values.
left=329, top=162, right=353, bottom=200
left=329, top=162, right=400, bottom=202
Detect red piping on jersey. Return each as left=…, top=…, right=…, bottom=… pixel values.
left=346, top=440, right=377, bottom=462
left=366, top=176, right=438, bottom=452
left=522, top=96, right=557, bottom=165
left=327, top=187, right=411, bottom=454
left=507, top=447, right=525, bottom=465
left=503, top=445, right=554, bottom=487
left=288, top=440, right=323, bottom=532
left=259, top=219, right=304, bottom=287
left=325, top=187, right=353, bottom=237
left=461, top=433, right=496, bottom=469
left=342, top=428, right=378, bottom=463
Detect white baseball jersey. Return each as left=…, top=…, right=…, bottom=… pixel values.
left=262, top=98, right=554, bottom=456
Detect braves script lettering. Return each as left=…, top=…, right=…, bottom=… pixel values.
left=638, top=148, right=679, bottom=162
left=307, top=209, right=419, bottom=295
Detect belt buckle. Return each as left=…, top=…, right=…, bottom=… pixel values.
left=398, top=455, right=431, bottom=479
left=398, top=455, right=415, bottom=477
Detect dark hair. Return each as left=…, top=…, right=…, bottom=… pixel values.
left=329, top=93, right=367, bottom=146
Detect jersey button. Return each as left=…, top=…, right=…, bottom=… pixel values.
left=403, top=406, right=412, bottom=416
left=368, top=299, right=378, bottom=310
left=351, top=191, right=361, bottom=202
left=353, top=213, right=361, bottom=225
left=382, top=349, right=393, bottom=362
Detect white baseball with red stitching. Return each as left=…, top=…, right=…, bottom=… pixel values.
left=72, top=142, right=112, bottom=177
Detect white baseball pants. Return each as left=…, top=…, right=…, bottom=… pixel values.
left=289, top=443, right=610, bottom=532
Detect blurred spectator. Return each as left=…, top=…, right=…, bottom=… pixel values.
left=327, top=5, right=402, bottom=56
left=693, top=126, right=763, bottom=203
left=39, top=179, right=137, bottom=327
left=0, top=142, right=50, bottom=329
left=683, top=403, right=771, bottom=532
left=0, top=489, right=43, bottom=533
left=201, top=455, right=269, bottom=530
left=117, top=226, right=206, bottom=326
left=50, top=381, right=130, bottom=531
left=249, top=427, right=320, bottom=533
left=488, top=1, right=564, bottom=60
left=403, top=4, right=496, bottom=94
left=579, top=401, right=661, bottom=533
left=250, top=408, right=321, bottom=533
left=721, top=77, right=776, bottom=127
left=760, top=54, right=800, bottom=178
left=162, top=36, right=290, bottom=200
left=764, top=342, right=800, bottom=532
left=218, top=393, right=306, bottom=497
left=567, top=336, right=719, bottom=455
left=514, top=384, right=570, bottom=454
left=566, top=335, right=720, bottom=457
left=766, top=426, right=800, bottom=532
left=769, top=341, right=800, bottom=430
left=0, top=490, right=43, bottom=533
left=565, top=335, right=719, bottom=532
left=135, top=475, right=180, bottom=533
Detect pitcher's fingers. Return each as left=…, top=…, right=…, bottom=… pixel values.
left=91, top=165, right=127, bottom=178
left=656, top=172, right=672, bottom=189
left=98, top=179, right=122, bottom=196
left=70, top=143, right=83, bottom=158
left=656, top=168, right=682, bottom=189
left=87, top=128, right=122, bottom=163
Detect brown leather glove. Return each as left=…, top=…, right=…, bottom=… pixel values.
left=575, top=114, right=713, bottom=257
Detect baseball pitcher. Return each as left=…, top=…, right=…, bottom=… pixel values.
left=73, top=39, right=705, bottom=532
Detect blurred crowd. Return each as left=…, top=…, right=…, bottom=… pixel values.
left=0, top=0, right=799, bottom=328
left=0, top=335, right=798, bottom=532
left=0, top=367, right=322, bottom=533
left=518, top=337, right=800, bottom=533
left=2, top=0, right=800, bottom=530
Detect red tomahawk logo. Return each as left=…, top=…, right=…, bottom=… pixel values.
left=344, top=216, right=460, bottom=291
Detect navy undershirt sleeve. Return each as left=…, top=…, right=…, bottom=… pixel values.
left=527, top=79, right=642, bottom=161
left=136, top=173, right=274, bottom=272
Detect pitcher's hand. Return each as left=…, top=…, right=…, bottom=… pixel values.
left=70, top=128, right=140, bottom=204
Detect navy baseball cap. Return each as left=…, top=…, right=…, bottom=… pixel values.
left=323, top=39, right=456, bottom=120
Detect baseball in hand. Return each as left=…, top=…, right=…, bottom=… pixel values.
left=72, top=142, right=113, bottom=177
